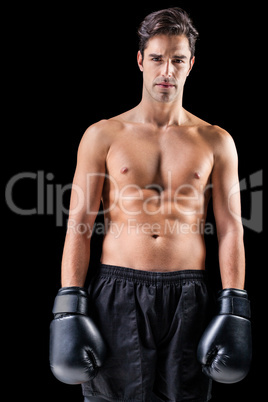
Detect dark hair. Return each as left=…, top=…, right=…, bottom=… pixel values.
left=138, top=7, right=199, bottom=60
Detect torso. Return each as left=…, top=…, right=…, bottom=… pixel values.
left=100, top=109, right=216, bottom=271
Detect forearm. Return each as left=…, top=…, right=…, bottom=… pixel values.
left=61, top=227, right=91, bottom=287
left=218, top=228, right=245, bottom=289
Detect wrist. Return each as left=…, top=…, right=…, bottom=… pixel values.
left=218, top=288, right=248, bottom=298
left=53, top=287, right=89, bottom=316
left=58, top=286, right=88, bottom=296
left=217, top=288, right=251, bottom=319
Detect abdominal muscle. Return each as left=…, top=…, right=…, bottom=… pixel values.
left=100, top=199, right=208, bottom=272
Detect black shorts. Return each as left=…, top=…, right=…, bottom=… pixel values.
left=82, top=264, right=212, bottom=402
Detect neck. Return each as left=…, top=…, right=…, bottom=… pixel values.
left=137, top=88, right=185, bottom=128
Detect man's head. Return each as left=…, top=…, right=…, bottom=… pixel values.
left=137, top=8, right=199, bottom=104
left=137, top=7, right=199, bottom=62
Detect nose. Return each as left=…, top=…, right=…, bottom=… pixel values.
left=161, top=60, right=173, bottom=78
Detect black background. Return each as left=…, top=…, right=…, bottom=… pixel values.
left=5, top=1, right=264, bottom=400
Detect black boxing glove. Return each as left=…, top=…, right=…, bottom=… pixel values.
left=49, top=287, right=107, bottom=384
left=197, top=288, right=252, bottom=383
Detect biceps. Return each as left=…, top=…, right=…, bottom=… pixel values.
left=69, top=167, right=105, bottom=220
left=212, top=163, right=242, bottom=235
left=69, top=147, right=106, bottom=225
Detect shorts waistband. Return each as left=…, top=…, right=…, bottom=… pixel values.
left=97, top=263, right=206, bottom=285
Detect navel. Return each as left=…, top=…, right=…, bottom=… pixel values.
left=120, top=166, right=129, bottom=174
left=194, top=172, right=201, bottom=179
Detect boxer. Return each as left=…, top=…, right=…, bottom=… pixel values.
left=50, top=7, right=251, bottom=401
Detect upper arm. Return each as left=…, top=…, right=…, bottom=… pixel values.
left=69, top=121, right=111, bottom=224
left=211, top=128, right=243, bottom=237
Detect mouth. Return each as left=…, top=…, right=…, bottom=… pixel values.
left=155, top=82, right=175, bottom=89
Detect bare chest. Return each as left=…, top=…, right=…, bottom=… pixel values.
left=105, top=128, right=214, bottom=193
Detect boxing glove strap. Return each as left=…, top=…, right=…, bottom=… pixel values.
left=53, top=290, right=89, bottom=315
left=217, top=296, right=251, bottom=319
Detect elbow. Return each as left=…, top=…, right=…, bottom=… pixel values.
left=217, top=222, right=244, bottom=241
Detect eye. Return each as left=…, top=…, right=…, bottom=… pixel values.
left=173, top=59, right=183, bottom=64
left=152, top=57, right=162, bottom=62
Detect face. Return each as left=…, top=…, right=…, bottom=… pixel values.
left=137, top=34, right=195, bottom=104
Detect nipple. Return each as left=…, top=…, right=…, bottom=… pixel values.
left=194, top=172, right=201, bottom=179
left=120, top=166, right=128, bottom=174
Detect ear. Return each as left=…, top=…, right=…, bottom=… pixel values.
left=187, top=56, right=195, bottom=76
left=137, top=50, right=143, bottom=72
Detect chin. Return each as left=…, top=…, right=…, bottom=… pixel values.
left=156, top=95, right=176, bottom=103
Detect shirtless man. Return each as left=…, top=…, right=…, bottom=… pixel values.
left=50, top=8, right=252, bottom=402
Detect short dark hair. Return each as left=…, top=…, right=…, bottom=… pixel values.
left=137, top=7, right=199, bottom=60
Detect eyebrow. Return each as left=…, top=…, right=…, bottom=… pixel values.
left=148, top=53, right=187, bottom=59
left=173, top=55, right=187, bottom=59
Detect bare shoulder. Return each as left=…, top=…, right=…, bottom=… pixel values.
left=82, top=118, right=122, bottom=142
left=184, top=109, right=237, bottom=159
left=79, top=118, right=125, bottom=154
left=197, top=123, right=230, bottom=138
left=202, top=125, right=236, bottom=152
left=185, top=109, right=229, bottom=137
left=198, top=125, right=238, bottom=166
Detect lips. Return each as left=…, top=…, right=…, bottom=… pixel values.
left=155, top=82, right=175, bottom=88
